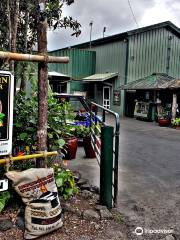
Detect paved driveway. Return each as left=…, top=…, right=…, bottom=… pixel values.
left=117, top=118, right=180, bottom=239
left=69, top=117, right=180, bottom=239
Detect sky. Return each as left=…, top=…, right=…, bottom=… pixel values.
left=47, top=0, right=180, bottom=51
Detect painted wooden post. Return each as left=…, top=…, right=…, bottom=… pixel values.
left=172, top=93, right=177, bottom=120
left=100, top=126, right=113, bottom=208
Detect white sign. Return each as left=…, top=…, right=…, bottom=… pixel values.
left=0, top=179, right=8, bottom=192
left=0, top=71, right=14, bottom=156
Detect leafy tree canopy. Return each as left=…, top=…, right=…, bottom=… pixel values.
left=0, top=0, right=81, bottom=53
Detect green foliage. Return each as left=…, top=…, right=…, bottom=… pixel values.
left=113, top=212, right=124, bottom=224
left=16, top=62, right=38, bottom=94
left=13, top=91, right=38, bottom=150
left=13, top=92, right=77, bottom=153
left=12, top=160, right=35, bottom=171
left=74, top=124, right=101, bottom=138
left=54, top=167, right=78, bottom=200
left=0, top=191, right=11, bottom=213
left=74, top=125, right=91, bottom=138
left=47, top=94, right=76, bottom=149
left=171, top=117, right=180, bottom=126
left=0, top=0, right=81, bottom=53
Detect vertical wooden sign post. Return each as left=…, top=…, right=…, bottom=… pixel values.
left=37, top=0, right=48, bottom=168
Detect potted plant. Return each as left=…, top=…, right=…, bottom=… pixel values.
left=74, top=125, right=97, bottom=158
left=171, top=117, right=180, bottom=129
left=49, top=97, right=78, bottom=160
left=157, top=112, right=170, bottom=127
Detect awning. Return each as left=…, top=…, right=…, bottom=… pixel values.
left=83, top=72, right=118, bottom=82
left=120, top=73, right=178, bottom=90
left=167, top=79, right=180, bottom=89
left=48, top=71, right=70, bottom=78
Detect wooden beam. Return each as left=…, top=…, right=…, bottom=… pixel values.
left=0, top=51, right=69, bottom=63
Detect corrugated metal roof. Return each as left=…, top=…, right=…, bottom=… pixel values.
left=167, top=79, right=180, bottom=88
left=120, top=73, right=178, bottom=89
left=50, top=21, right=180, bottom=52
left=48, top=71, right=70, bottom=78
left=83, top=72, right=118, bottom=82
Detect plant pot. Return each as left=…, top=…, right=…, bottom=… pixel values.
left=158, top=118, right=170, bottom=127
left=83, top=136, right=96, bottom=158
left=175, top=125, right=180, bottom=130
left=63, top=136, right=78, bottom=160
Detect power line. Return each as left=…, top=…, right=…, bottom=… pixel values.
left=127, top=0, right=139, bottom=28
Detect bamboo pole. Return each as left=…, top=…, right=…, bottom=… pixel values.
left=0, top=151, right=58, bottom=165
left=0, top=51, right=69, bottom=63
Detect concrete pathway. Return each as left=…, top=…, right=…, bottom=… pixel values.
left=68, top=117, right=180, bottom=239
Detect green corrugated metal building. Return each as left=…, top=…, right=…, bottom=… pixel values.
left=48, top=48, right=96, bottom=94
left=48, top=21, right=180, bottom=115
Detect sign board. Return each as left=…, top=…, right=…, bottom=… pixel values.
left=113, top=89, right=121, bottom=106
left=0, top=71, right=14, bottom=156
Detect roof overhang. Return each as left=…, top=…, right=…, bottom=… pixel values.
left=48, top=71, right=70, bottom=78
left=83, top=72, right=118, bottom=82
left=120, top=73, right=179, bottom=90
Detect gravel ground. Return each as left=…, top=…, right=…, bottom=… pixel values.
left=0, top=193, right=128, bottom=240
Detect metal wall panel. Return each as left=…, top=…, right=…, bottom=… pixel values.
left=48, top=49, right=72, bottom=76
left=71, top=49, right=96, bottom=79
left=48, top=49, right=96, bottom=79
left=127, top=28, right=180, bottom=83
left=91, top=41, right=127, bottom=86
left=168, top=34, right=180, bottom=78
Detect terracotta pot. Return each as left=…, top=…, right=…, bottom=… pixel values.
left=83, top=136, right=96, bottom=158
left=63, top=136, right=78, bottom=160
left=158, top=118, right=170, bottom=127
left=175, top=125, right=180, bottom=130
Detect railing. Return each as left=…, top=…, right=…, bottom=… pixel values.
left=79, top=98, right=120, bottom=208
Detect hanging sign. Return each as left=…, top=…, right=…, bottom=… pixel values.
left=113, top=89, right=121, bottom=106
left=0, top=71, right=14, bottom=156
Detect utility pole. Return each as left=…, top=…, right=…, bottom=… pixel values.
left=103, top=27, right=106, bottom=38
left=36, top=0, right=48, bottom=168
left=89, top=21, right=93, bottom=49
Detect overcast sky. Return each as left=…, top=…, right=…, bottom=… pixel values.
left=47, top=0, right=180, bottom=51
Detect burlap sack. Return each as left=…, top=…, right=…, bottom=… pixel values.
left=6, top=168, right=63, bottom=239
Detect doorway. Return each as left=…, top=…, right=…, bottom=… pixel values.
left=103, top=86, right=110, bottom=109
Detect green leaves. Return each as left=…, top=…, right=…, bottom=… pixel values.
left=13, top=91, right=73, bottom=153
left=54, top=168, right=78, bottom=200
left=0, top=191, right=11, bottom=213
left=55, top=139, right=66, bottom=148
left=19, top=132, right=28, bottom=140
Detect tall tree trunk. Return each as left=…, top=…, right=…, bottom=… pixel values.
left=9, top=0, right=20, bottom=73
left=36, top=0, right=48, bottom=168
left=20, top=2, right=29, bottom=91
left=7, top=0, right=11, bottom=52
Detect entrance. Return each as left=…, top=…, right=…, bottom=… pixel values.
left=103, top=86, right=110, bottom=109
left=125, top=91, right=136, bottom=117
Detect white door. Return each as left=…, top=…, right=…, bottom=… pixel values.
left=103, top=86, right=110, bottom=109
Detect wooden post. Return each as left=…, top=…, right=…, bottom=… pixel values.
left=36, top=0, right=48, bottom=168
left=172, top=93, right=177, bottom=120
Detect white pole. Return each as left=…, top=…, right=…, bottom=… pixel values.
left=172, top=93, right=177, bottom=120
